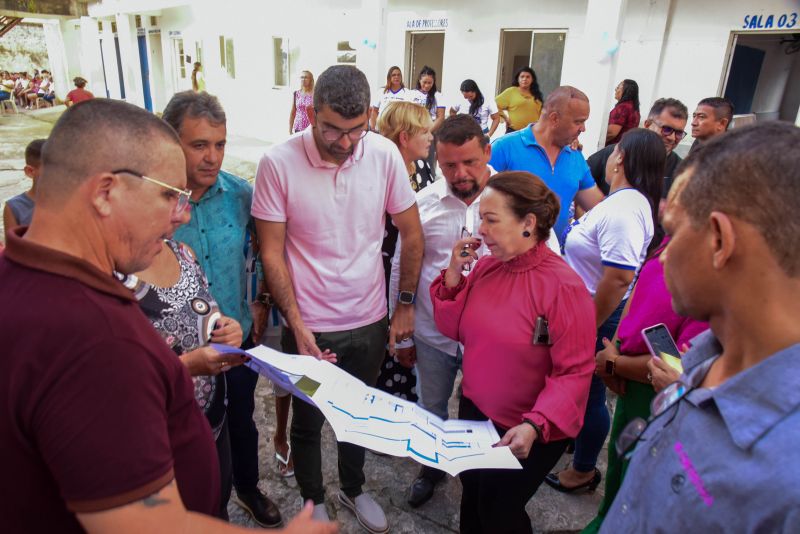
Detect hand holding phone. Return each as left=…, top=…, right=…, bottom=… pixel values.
left=641, top=323, right=683, bottom=373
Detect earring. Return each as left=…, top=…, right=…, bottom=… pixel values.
left=613, top=167, right=619, bottom=174
left=522, top=230, right=531, bottom=238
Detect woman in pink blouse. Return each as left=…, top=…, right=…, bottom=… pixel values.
left=431, top=171, right=596, bottom=534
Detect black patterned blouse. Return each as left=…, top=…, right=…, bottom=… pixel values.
left=117, top=240, right=227, bottom=437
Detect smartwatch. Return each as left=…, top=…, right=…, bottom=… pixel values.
left=398, top=291, right=416, bottom=305
left=256, top=292, right=273, bottom=306
left=605, top=354, right=618, bottom=376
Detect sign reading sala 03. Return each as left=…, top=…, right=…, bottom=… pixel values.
left=742, top=12, right=797, bottom=29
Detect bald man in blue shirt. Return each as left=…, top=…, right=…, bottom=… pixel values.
left=490, top=86, right=603, bottom=243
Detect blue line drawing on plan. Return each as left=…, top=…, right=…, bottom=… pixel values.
left=345, top=430, right=486, bottom=464
left=326, top=401, right=483, bottom=465
left=442, top=441, right=471, bottom=449
left=240, top=343, right=521, bottom=475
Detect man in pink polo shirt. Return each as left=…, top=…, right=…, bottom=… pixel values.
left=252, top=65, right=423, bottom=534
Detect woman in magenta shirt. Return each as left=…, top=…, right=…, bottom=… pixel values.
left=431, top=171, right=596, bottom=534
left=582, top=235, right=708, bottom=532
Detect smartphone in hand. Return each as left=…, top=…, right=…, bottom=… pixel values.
left=641, top=323, right=683, bottom=372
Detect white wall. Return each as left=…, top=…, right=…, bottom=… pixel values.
left=384, top=0, right=587, bottom=100
left=40, top=19, right=70, bottom=100
left=639, top=0, right=799, bottom=150
left=380, top=0, right=800, bottom=152
left=60, top=20, right=84, bottom=84
left=383, top=0, right=589, bottom=145
left=78, top=16, right=107, bottom=98
left=779, top=52, right=800, bottom=123
left=141, top=0, right=378, bottom=144
left=115, top=13, right=144, bottom=107
left=50, top=0, right=799, bottom=149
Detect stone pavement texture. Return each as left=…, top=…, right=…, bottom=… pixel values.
left=1, top=108, right=609, bottom=533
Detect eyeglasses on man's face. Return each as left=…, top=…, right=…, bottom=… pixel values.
left=651, top=119, right=687, bottom=141
left=317, top=120, right=368, bottom=144
left=112, top=169, right=192, bottom=214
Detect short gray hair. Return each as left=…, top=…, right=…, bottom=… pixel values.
left=162, top=90, right=226, bottom=133
left=313, top=65, right=370, bottom=119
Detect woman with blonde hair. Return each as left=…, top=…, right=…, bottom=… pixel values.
left=378, top=101, right=435, bottom=190
left=374, top=101, right=435, bottom=401
left=289, top=70, right=314, bottom=134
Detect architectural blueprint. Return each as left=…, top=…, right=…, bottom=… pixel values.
left=216, top=343, right=521, bottom=476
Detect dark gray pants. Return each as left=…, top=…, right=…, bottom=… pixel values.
left=283, top=316, right=388, bottom=504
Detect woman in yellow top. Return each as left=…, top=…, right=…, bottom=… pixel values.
left=495, top=66, right=544, bottom=133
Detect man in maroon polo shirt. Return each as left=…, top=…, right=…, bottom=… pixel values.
left=0, top=100, right=335, bottom=534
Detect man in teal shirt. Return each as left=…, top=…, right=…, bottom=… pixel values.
left=490, top=85, right=604, bottom=242
left=164, top=91, right=279, bottom=527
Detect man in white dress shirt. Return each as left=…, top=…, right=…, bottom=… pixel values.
left=389, top=115, right=492, bottom=507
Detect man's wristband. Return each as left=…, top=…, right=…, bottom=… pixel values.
left=522, top=418, right=542, bottom=442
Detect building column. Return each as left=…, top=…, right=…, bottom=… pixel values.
left=40, top=19, right=69, bottom=101
left=570, top=0, right=627, bottom=153
left=614, top=1, right=673, bottom=119
left=114, top=13, right=143, bottom=107
left=79, top=16, right=105, bottom=97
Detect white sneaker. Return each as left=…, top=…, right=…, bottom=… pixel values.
left=338, top=491, right=389, bottom=534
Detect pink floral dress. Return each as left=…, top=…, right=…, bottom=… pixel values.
left=293, top=90, right=313, bottom=133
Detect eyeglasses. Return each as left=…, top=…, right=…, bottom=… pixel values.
left=112, top=169, right=192, bottom=214
left=318, top=122, right=368, bottom=143
left=651, top=120, right=687, bottom=141
left=616, top=380, right=695, bottom=460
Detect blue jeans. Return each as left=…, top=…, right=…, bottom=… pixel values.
left=415, top=338, right=462, bottom=421
left=572, top=300, right=626, bottom=473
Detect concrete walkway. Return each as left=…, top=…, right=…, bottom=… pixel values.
left=0, top=108, right=608, bottom=533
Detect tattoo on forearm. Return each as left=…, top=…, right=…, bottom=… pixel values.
left=141, top=483, right=173, bottom=508
left=142, top=494, right=170, bottom=507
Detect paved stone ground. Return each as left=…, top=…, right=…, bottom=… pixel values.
left=234, top=369, right=608, bottom=533
left=1, top=108, right=609, bottom=533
